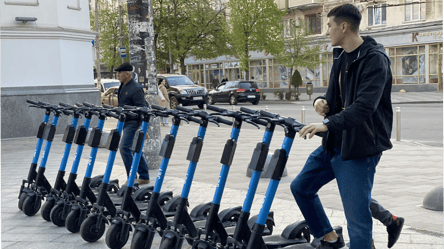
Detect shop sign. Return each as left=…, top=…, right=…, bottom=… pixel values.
left=412, top=31, right=443, bottom=42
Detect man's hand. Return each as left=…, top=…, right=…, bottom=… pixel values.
left=299, top=123, right=328, bottom=139
left=314, top=99, right=329, bottom=117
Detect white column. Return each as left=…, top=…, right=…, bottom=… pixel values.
left=425, top=44, right=430, bottom=84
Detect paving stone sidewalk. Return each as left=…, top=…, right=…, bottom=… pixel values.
left=2, top=120, right=442, bottom=248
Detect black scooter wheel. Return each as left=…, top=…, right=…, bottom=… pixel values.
left=41, top=199, right=55, bottom=221
left=159, top=237, right=174, bottom=249
left=18, top=192, right=27, bottom=210
left=80, top=216, right=106, bottom=242
left=65, top=208, right=81, bottom=233
left=131, top=230, right=148, bottom=249
left=50, top=203, right=65, bottom=227
left=22, top=195, right=41, bottom=216
left=106, top=223, right=130, bottom=249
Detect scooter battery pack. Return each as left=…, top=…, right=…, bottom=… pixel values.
left=186, top=137, right=203, bottom=162
left=131, top=130, right=145, bottom=153
left=106, top=129, right=121, bottom=151
left=36, top=122, right=47, bottom=139
left=159, top=134, right=175, bottom=158
left=87, top=127, right=102, bottom=148
left=73, top=126, right=88, bottom=145
left=43, top=123, right=56, bottom=141
left=62, top=124, right=76, bottom=144
left=269, top=149, right=288, bottom=181
left=248, top=142, right=268, bottom=171
left=220, top=139, right=237, bottom=165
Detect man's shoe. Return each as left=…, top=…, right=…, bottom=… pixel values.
left=387, top=215, right=404, bottom=248
left=138, top=179, right=150, bottom=185
left=317, top=233, right=345, bottom=249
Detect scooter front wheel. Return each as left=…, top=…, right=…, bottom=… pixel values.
left=105, top=223, right=130, bottom=249
left=50, top=203, right=65, bottom=227
left=22, top=194, right=41, bottom=216
left=80, top=216, right=106, bottom=242
left=159, top=237, right=174, bottom=249
left=18, top=192, right=27, bottom=210
left=131, top=230, right=148, bottom=249
left=65, top=208, right=81, bottom=233
left=41, top=198, right=55, bottom=221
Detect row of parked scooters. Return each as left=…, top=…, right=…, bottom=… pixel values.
left=17, top=100, right=334, bottom=249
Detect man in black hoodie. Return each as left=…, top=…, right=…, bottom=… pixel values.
left=291, top=4, right=395, bottom=249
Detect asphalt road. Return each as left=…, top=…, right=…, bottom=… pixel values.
left=207, top=102, right=443, bottom=147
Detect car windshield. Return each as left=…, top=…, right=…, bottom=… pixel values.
left=103, top=82, right=120, bottom=90
left=166, top=76, right=195, bottom=86
left=239, top=82, right=258, bottom=89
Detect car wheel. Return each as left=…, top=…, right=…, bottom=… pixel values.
left=198, top=103, right=205, bottom=109
left=229, top=95, right=238, bottom=105
left=170, top=96, right=178, bottom=109
left=207, top=95, right=214, bottom=105
left=252, top=99, right=260, bottom=105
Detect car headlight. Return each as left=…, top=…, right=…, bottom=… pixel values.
left=181, top=90, right=188, bottom=94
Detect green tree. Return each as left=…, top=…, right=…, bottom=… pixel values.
left=227, top=0, right=284, bottom=76
left=153, top=0, right=232, bottom=74
left=274, top=18, right=327, bottom=98
left=91, top=0, right=130, bottom=77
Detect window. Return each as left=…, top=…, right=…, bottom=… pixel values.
left=306, top=14, right=321, bottom=35
left=390, top=45, right=426, bottom=84
left=368, top=4, right=386, bottom=26
left=405, top=0, right=424, bottom=21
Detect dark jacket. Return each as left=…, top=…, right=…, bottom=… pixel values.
left=118, top=78, right=146, bottom=120
left=316, top=36, right=393, bottom=161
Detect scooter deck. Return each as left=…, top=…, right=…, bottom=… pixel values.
left=278, top=243, right=315, bottom=249
left=261, top=235, right=308, bottom=248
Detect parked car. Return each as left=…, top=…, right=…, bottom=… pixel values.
left=101, top=86, right=119, bottom=107
left=157, top=74, right=207, bottom=109
left=207, top=81, right=260, bottom=105
left=94, top=79, right=121, bottom=93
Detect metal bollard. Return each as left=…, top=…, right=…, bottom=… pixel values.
left=232, top=105, right=235, bottom=123
left=396, top=107, right=401, bottom=141
left=265, top=105, right=268, bottom=112
left=204, top=104, right=207, bottom=111
left=301, top=106, right=305, bottom=124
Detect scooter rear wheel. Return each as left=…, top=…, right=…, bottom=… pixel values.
left=65, top=208, right=81, bottom=233
left=50, top=203, right=65, bottom=227
left=18, top=192, right=27, bottom=210
left=80, top=216, right=106, bottom=242
left=131, top=230, right=148, bottom=249
left=105, top=223, right=130, bottom=249
left=22, top=195, right=41, bottom=216
left=41, top=198, right=55, bottom=221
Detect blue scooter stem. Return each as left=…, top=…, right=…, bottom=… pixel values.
left=127, top=121, right=150, bottom=187
left=212, top=127, right=240, bottom=205
left=31, top=113, right=51, bottom=165
left=180, top=126, right=207, bottom=199
left=83, top=118, right=105, bottom=178
left=153, top=124, right=180, bottom=194
left=242, top=130, right=274, bottom=213
left=101, top=119, right=125, bottom=184
left=255, top=136, right=293, bottom=226
left=58, top=117, right=79, bottom=172
left=69, top=118, right=92, bottom=174
left=39, top=115, right=60, bottom=169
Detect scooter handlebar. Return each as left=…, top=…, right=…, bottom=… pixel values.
left=214, top=116, right=233, bottom=126
left=252, top=118, right=268, bottom=126
left=259, top=110, right=278, bottom=118
left=187, top=116, right=202, bottom=124
left=240, top=107, right=257, bottom=114
left=82, top=102, right=94, bottom=107
left=26, top=100, right=39, bottom=105
left=107, top=112, right=119, bottom=119
left=151, top=105, right=165, bottom=111
left=176, top=106, right=193, bottom=113
left=206, top=105, right=226, bottom=113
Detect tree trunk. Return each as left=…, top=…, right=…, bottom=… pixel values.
left=180, top=57, right=186, bottom=75
left=127, top=0, right=161, bottom=170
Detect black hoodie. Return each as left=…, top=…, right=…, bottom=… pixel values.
left=315, top=36, right=393, bottom=161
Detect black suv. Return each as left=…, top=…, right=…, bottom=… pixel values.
left=207, top=81, right=260, bottom=105
left=157, top=74, right=208, bottom=109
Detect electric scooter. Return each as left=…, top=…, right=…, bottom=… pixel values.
left=20, top=101, right=74, bottom=216
left=129, top=105, right=202, bottom=249
left=40, top=103, right=83, bottom=221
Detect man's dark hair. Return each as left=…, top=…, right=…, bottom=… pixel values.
left=327, top=4, right=361, bottom=32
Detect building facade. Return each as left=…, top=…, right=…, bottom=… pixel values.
left=184, top=0, right=442, bottom=92
left=1, top=0, right=99, bottom=138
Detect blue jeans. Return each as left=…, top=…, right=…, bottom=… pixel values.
left=119, top=121, right=149, bottom=181
left=290, top=146, right=380, bottom=249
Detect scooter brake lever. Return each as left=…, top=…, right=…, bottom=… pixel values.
left=245, top=119, right=260, bottom=129
left=179, top=116, right=190, bottom=124
left=209, top=118, right=220, bottom=127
